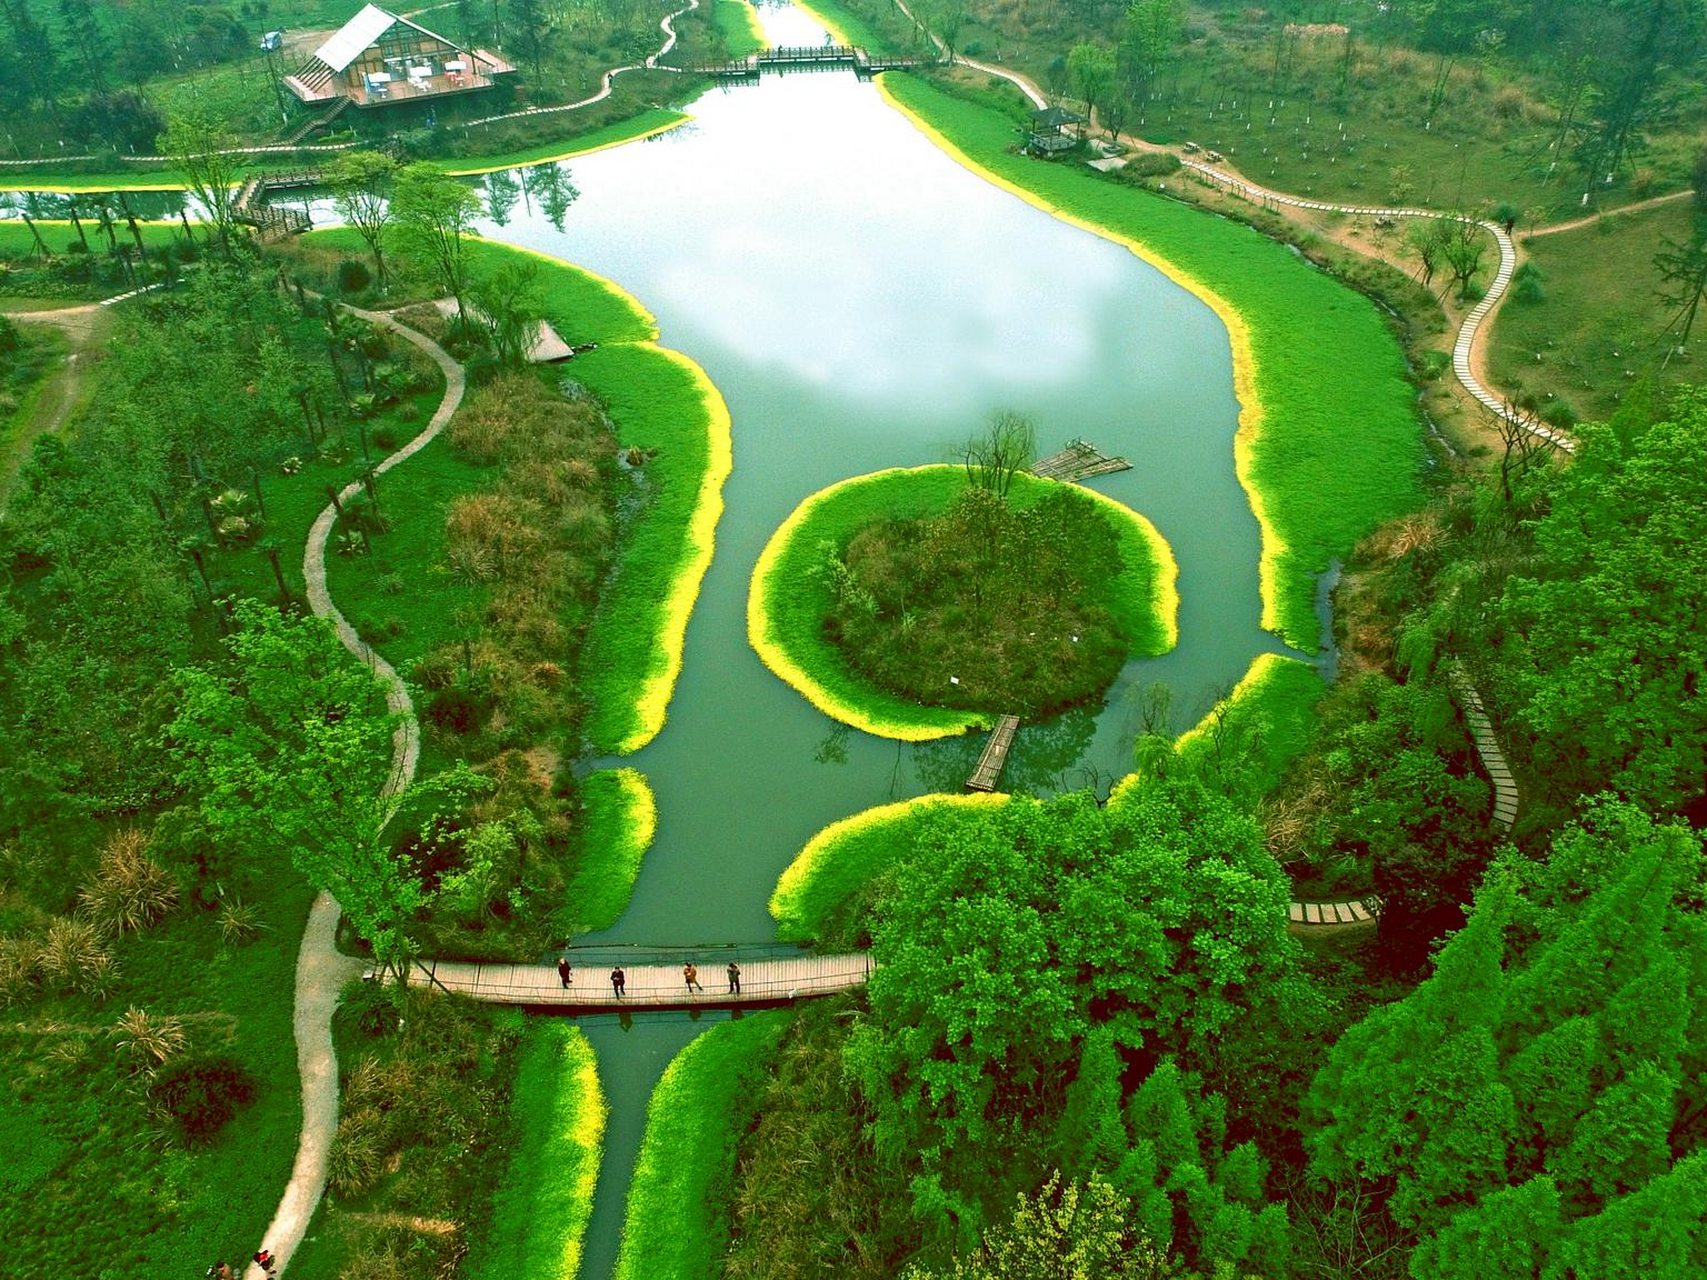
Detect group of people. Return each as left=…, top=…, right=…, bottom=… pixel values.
left=553, top=955, right=743, bottom=998
left=207, top=1249, right=274, bottom=1279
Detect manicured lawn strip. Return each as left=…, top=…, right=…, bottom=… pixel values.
left=463, top=236, right=658, bottom=345
left=571, top=342, right=730, bottom=754
left=442, top=109, right=693, bottom=176
left=867, top=71, right=1424, bottom=650
left=0, top=853, right=312, bottom=1280
left=564, top=768, right=657, bottom=934
left=0, top=219, right=186, bottom=265
left=615, top=1011, right=792, bottom=1280
left=1170, top=652, right=1327, bottom=804
left=712, top=0, right=767, bottom=57
left=470, top=1022, right=606, bottom=1280
left=748, top=465, right=1176, bottom=741
left=771, top=792, right=1012, bottom=944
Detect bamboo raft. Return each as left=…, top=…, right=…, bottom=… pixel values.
left=1031, top=438, right=1131, bottom=483
left=966, top=714, right=1021, bottom=791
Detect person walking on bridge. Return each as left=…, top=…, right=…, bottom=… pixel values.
left=557, top=955, right=572, bottom=988
left=610, top=966, right=625, bottom=999
left=727, top=961, right=741, bottom=993
left=684, top=962, right=703, bottom=993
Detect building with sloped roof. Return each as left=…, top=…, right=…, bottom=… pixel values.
left=284, top=4, right=514, bottom=108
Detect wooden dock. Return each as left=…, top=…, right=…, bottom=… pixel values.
left=966, top=714, right=1021, bottom=791
left=1032, top=438, right=1131, bottom=483
left=403, top=950, right=872, bottom=1010
left=689, top=44, right=935, bottom=79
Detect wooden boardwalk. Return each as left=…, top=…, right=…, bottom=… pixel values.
left=1288, top=897, right=1381, bottom=927
left=404, top=951, right=872, bottom=1010
left=966, top=714, right=1021, bottom=791
left=1032, top=439, right=1131, bottom=483
left=1451, top=666, right=1520, bottom=830
left=233, top=167, right=320, bottom=237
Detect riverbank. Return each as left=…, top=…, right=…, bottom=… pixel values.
left=748, top=465, right=1177, bottom=741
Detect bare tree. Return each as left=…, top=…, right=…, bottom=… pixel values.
left=956, top=411, right=1036, bottom=498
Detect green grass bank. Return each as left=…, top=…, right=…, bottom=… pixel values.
left=749, top=465, right=1177, bottom=740
left=771, top=791, right=1012, bottom=945
left=469, top=1022, right=606, bottom=1280
left=566, top=768, right=657, bottom=933
left=615, top=1011, right=792, bottom=1280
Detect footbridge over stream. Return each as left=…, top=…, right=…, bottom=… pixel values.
left=403, top=946, right=872, bottom=1011
left=688, top=44, right=938, bottom=80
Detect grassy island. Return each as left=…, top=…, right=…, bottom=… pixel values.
left=749, top=465, right=1177, bottom=741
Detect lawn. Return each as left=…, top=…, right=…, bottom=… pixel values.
left=615, top=1011, right=792, bottom=1280
left=565, top=768, right=657, bottom=934
left=749, top=465, right=1177, bottom=739
left=712, top=0, right=767, bottom=58
left=1488, top=198, right=1706, bottom=426
left=468, top=1021, right=606, bottom=1280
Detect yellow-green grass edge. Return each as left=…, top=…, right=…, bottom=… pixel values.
left=0, top=108, right=692, bottom=193
left=1108, top=650, right=1326, bottom=811
left=301, top=228, right=729, bottom=754
left=798, top=0, right=1419, bottom=650
left=747, top=464, right=1178, bottom=742
left=714, top=0, right=769, bottom=56
left=471, top=1021, right=606, bottom=1280
left=566, top=767, right=658, bottom=933
left=614, top=1010, right=792, bottom=1280
left=770, top=790, right=1011, bottom=941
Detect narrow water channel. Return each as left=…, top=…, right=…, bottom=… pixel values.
left=326, top=5, right=1300, bottom=1272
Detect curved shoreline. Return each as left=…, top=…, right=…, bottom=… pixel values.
left=748, top=465, right=1178, bottom=742
left=863, top=72, right=1290, bottom=641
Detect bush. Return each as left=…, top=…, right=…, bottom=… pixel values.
left=149, top=1053, right=258, bottom=1145
left=1511, top=261, right=1545, bottom=305
left=337, top=259, right=373, bottom=293
left=426, top=683, right=492, bottom=735
left=0, top=314, right=17, bottom=354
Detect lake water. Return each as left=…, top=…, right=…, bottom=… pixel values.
left=321, top=4, right=1301, bottom=1272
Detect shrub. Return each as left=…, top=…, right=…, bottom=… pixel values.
left=1540, top=398, right=1578, bottom=428
left=0, top=314, right=17, bottom=354
left=149, top=1053, right=258, bottom=1145
left=78, top=829, right=177, bottom=936
left=426, top=683, right=493, bottom=735
left=337, top=259, right=373, bottom=293
left=112, top=1005, right=187, bottom=1074
left=1511, top=261, right=1545, bottom=305
left=39, top=917, right=116, bottom=996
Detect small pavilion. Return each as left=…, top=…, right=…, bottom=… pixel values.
left=284, top=4, right=515, bottom=109
left=1027, top=105, right=1086, bottom=155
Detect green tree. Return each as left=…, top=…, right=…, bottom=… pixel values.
left=1309, top=800, right=1707, bottom=1276
left=57, top=0, right=108, bottom=94
left=903, top=1174, right=1180, bottom=1280
left=1067, top=43, right=1115, bottom=125
left=163, top=106, right=246, bottom=257
left=469, top=259, right=544, bottom=369
left=1118, top=0, right=1182, bottom=103
left=1499, top=393, right=1707, bottom=814
left=329, top=150, right=398, bottom=286
left=391, top=162, right=484, bottom=323
left=164, top=602, right=476, bottom=982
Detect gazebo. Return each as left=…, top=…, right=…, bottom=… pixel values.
left=1027, top=105, right=1086, bottom=155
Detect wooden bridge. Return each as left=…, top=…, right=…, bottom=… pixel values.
left=967, top=714, right=1021, bottom=791
left=688, top=44, right=937, bottom=80
left=233, top=167, right=323, bottom=237
left=403, top=948, right=872, bottom=1011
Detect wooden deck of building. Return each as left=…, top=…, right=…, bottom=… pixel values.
left=1032, top=439, right=1131, bottom=483
left=404, top=950, right=872, bottom=1010
left=966, top=714, right=1021, bottom=791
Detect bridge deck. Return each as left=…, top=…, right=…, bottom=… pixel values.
left=1033, top=438, right=1131, bottom=483
left=967, top=714, right=1021, bottom=791
left=406, top=951, right=872, bottom=1009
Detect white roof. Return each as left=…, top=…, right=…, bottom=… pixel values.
left=311, top=4, right=463, bottom=74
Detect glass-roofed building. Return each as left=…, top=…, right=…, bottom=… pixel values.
left=283, top=4, right=515, bottom=108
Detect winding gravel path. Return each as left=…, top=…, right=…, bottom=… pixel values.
left=249, top=307, right=464, bottom=1280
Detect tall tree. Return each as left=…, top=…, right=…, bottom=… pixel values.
left=57, top=0, right=108, bottom=94
left=0, top=0, right=62, bottom=116
left=164, top=602, right=478, bottom=983
left=163, top=106, right=247, bottom=257
left=328, top=150, right=398, bottom=286
left=1067, top=43, right=1115, bottom=126
left=391, top=162, right=484, bottom=322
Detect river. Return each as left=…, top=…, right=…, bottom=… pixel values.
left=326, top=4, right=1300, bottom=1273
